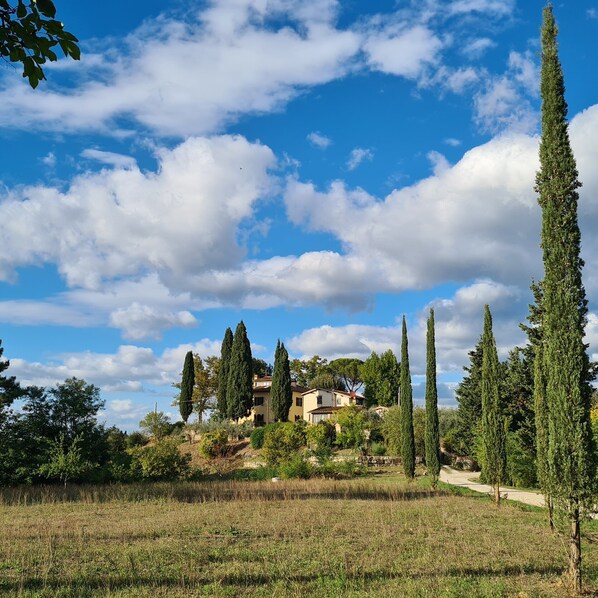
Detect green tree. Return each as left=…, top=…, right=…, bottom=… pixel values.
left=333, top=405, right=368, bottom=450
left=329, top=358, right=364, bottom=392
left=536, top=6, right=596, bottom=590
left=179, top=351, right=195, bottom=424
left=262, top=421, right=306, bottom=467
left=129, top=438, right=191, bottom=481
left=400, top=316, right=415, bottom=480
left=425, top=308, right=441, bottom=486
left=0, top=0, right=79, bottom=88
left=289, top=355, right=328, bottom=387
left=0, top=338, right=24, bottom=409
left=378, top=350, right=400, bottom=407
left=38, top=433, right=94, bottom=486
left=361, top=352, right=381, bottom=407
left=139, top=411, right=172, bottom=440
left=480, top=305, right=506, bottom=506
left=217, top=328, right=233, bottom=417
left=226, top=321, right=253, bottom=420
left=252, top=358, right=272, bottom=377
left=271, top=341, right=292, bottom=422
left=454, top=336, right=484, bottom=457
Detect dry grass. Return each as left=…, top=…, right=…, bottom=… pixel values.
left=0, top=472, right=596, bottom=597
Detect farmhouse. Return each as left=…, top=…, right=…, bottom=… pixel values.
left=248, top=376, right=365, bottom=426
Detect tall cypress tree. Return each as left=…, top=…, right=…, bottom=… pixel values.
left=480, top=305, right=506, bottom=505
left=425, top=309, right=441, bottom=487
left=400, top=316, right=415, bottom=480
left=226, top=321, right=253, bottom=421
left=536, top=6, right=596, bottom=590
left=217, top=328, right=233, bottom=417
left=272, top=341, right=292, bottom=422
left=179, top=351, right=195, bottom=423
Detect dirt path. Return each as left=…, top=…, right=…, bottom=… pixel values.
left=439, top=466, right=546, bottom=507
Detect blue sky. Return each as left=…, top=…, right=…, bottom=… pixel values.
left=1, top=0, right=598, bottom=430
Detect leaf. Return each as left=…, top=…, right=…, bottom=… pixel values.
left=16, top=2, right=26, bottom=19
left=35, top=0, right=56, bottom=18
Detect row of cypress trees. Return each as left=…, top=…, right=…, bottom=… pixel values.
left=399, top=311, right=441, bottom=487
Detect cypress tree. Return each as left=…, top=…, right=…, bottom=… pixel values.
left=179, top=351, right=195, bottom=423
left=425, top=308, right=441, bottom=487
left=480, top=305, right=506, bottom=506
left=217, top=328, right=233, bottom=417
left=226, top=321, right=253, bottom=421
left=272, top=341, right=292, bottom=422
left=400, top=316, right=415, bottom=480
left=536, top=6, right=596, bottom=590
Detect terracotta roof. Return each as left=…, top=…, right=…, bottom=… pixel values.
left=308, top=405, right=343, bottom=414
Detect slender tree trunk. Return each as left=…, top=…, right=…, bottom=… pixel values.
left=569, top=503, right=581, bottom=593
left=548, top=496, right=554, bottom=531
left=494, top=483, right=500, bottom=506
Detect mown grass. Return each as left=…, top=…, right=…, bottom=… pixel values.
left=0, top=472, right=596, bottom=597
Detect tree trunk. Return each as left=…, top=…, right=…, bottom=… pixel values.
left=548, top=496, right=554, bottom=531
left=494, top=483, right=500, bottom=506
left=569, top=505, right=582, bottom=593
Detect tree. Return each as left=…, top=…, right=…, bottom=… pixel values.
left=361, top=351, right=399, bottom=407
left=454, top=335, right=484, bottom=457
left=38, top=433, right=93, bottom=486
left=271, top=341, right=292, bottom=422
left=400, top=316, right=415, bottom=480
left=226, top=321, right=253, bottom=420
left=329, top=358, right=364, bottom=392
left=252, top=358, right=272, bottom=378
left=179, top=351, right=195, bottom=424
left=361, top=352, right=381, bottom=407
left=0, top=0, right=79, bottom=88
left=217, top=328, right=233, bottom=417
left=139, top=411, right=172, bottom=440
left=536, top=6, right=596, bottom=591
left=289, top=355, right=328, bottom=387
left=480, top=305, right=506, bottom=506
left=425, top=309, right=441, bottom=486
left=333, top=405, right=368, bottom=450
left=0, top=338, right=24, bottom=409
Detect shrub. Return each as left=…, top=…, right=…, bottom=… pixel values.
left=279, top=454, right=313, bottom=479
left=317, top=458, right=365, bottom=479
left=250, top=426, right=266, bottom=449
left=130, top=438, right=191, bottom=480
left=381, top=406, right=401, bottom=456
left=307, top=420, right=336, bottom=460
left=198, top=429, right=229, bottom=458
left=262, top=422, right=306, bottom=466
left=333, top=405, right=368, bottom=449
left=370, top=441, right=386, bottom=456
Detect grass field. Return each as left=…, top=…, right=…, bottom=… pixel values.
left=0, top=471, right=596, bottom=597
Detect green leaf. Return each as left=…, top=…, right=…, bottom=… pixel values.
left=36, top=0, right=56, bottom=18
left=16, top=2, right=26, bottom=19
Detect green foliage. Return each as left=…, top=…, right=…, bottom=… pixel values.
left=480, top=305, right=507, bottom=496
left=381, top=406, right=402, bottom=456
left=0, top=338, right=24, bottom=408
left=126, top=431, right=148, bottom=448
left=0, top=0, right=80, bottom=88
left=425, top=308, right=441, bottom=484
left=289, top=355, right=328, bottom=387
left=307, top=420, right=336, bottom=459
left=38, top=433, right=94, bottom=486
left=412, top=407, right=426, bottom=461
left=333, top=405, right=367, bottom=450
left=328, top=358, right=364, bottom=393
left=250, top=425, right=266, bottom=449
left=262, top=422, right=306, bottom=466
left=271, top=341, right=292, bottom=421
left=198, top=429, right=229, bottom=459
left=361, top=350, right=399, bottom=407
left=129, top=438, right=191, bottom=481
left=179, top=351, right=195, bottom=424
left=226, top=321, right=253, bottom=420
left=537, top=6, right=596, bottom=520
left=252, top=358, right=272, bottom=377
left=278, top=453, right=313, bottom=479
left=506, top=430, right=537, bottom=488
left=370, top=442, right=386, bottom=456
left=139, top=411, right=173, bottom=441
left=400, top=316, right=415, bottom=479
left=217, top=328, right=233, bottom=417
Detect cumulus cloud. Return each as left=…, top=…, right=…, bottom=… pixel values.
left=0, top=135, right=275, bottom=289
left=109, top=303, right=197, bottom=340
left=461, top=37, right=496, bottom=58
left=8, top=340, right=221, bottom=391
left=307, top=132, right=332, bottom=149
left=81, top=149, right=137, bottom=169
left=346, top=148, right=374, bottom=170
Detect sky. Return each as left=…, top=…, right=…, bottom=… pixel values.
left=1, top=0, right=598, bottom=430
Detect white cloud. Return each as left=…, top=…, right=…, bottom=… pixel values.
left=81, top=149, right=137, bottom=169
left=461, top=37, right=496, bottom=58
left=109, top=303, right=197, bottom=340
left=346, top=148, right=374, bottom=170
left=0, top=135, right=275, bottom=290
left=307, top=132, right=332, bottom=149
left=364, top=25, right=443, bottom=79
left=427, top=150, right=450, bottom=175
left=41, top=152, right=56, bottom=167
left=448, top=0, right=515, bottom=16
left=0, top=1, right=361, bottom=137
left=444, top=138, right=462, bottom=147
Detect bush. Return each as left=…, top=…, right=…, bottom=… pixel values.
left=129, top=438, right=191, bottom=480
left=279, top=454, right=313, bottom=479
left=262, top=422, right=306, bottom=466
left=126, top=431, right=148, bottom=448
left=307, top=420, right=336, bottom=460
left=333, top=405, right=368, bottom=449
left=381, top=406, right=401, bottom=456
left=370, top=441, right=386, bottom=456
left=317, top=458, right=365, bottom=479
left=198, top=429, right=229, bottom=458
left=250, top=426, right=266, bottom=449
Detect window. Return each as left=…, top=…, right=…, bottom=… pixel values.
left=336, top=396, right=342, bottom=406
left=296, top=397, right=303, bottom=407
left=317, top=395, right=323, bottom=406
left=254, top=413, right=264, bottom=425
left=254, top=396, right=264, bottom=406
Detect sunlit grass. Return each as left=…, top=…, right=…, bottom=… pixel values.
left=0, top=472, right=595, bottom=597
